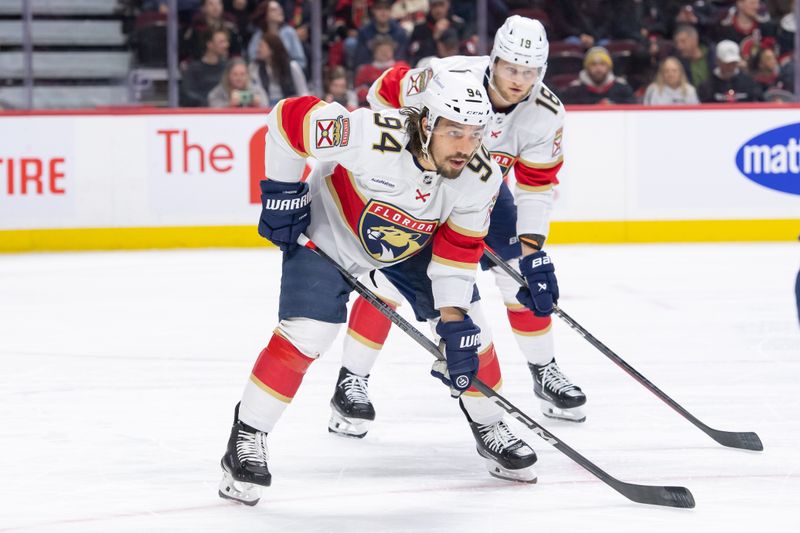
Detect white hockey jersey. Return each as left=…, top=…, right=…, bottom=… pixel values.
left=264, top=96, right=503, bottom=311
left=366, top=55, right=565, bottom=238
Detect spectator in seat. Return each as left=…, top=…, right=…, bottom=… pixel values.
left=751, top=46, right=782, bottom=91
left=778, top=59, right=794, bottom=92
left=390, top=0, right=429, bottom=35
left=715, top=0, right=770, bottom=45
left=408, top=0, right=465, bottom=66
left=547, top=0, right=608, bottom=48
left=561, top=46, right=636, bottom=105
left=328, top=0, right=372, bottom=70
left=183, top=0, right=243, bottom=60
left=180, top=28, right=230, bottom=107
left=354, top=35, right=409, bottom=106
left=249, top=33, right=308, bottom=106
left=643, top=56, right=699, bottom=104
left=209, top=57, right=268, bottom=107
left=415, top=27, right=460, bottom=68
left=248, top=0, right=307, bottom=70
left=225, top=0, right=259, bottom=43
left=324, top=66, right=358, bottom=108
left=143, top=0, right=201, bottom=22
left=354, top=0, right=409, bottom=68
left=673, top=24, right=714, bottom=88
left=698, top=40, right=763, bottom=102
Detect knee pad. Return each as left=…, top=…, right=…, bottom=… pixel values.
left=276, top=317, right=341, bottom=359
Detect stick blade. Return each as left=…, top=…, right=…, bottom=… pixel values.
left=709, top=430, right=763, bottom=451
left=615, top=482, right=696, bottom=509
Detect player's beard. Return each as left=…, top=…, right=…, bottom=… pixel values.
left=432, top=148, right=474, bottom=179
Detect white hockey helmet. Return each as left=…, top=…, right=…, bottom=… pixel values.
left=490, top=15, right=549, bottom=86
left=420, top=69, right=491, bottom=155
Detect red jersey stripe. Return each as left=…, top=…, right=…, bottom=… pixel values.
left=326, top=165, right=367, bottom=237
left=374, top=65, right=411, bottom=108
left=276, top=96, right=325, bottom=157
left=432, top=222, right=484, bottom=266
left=514, top=158, right=563, bottom=188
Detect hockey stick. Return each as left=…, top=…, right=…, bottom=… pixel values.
left=482, top=246, right=763, bottom=452
left=298, top=235, right=695, bottom=509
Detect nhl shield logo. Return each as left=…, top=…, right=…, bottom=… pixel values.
left=358, top=200, right=438, bottom=263
left=316, top=116, right=351, bottom=149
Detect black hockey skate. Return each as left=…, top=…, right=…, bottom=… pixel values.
left=529, top=358, right=587, bottom=422
left=460, top=401, right=537, bottom=483
left=218, top=403, right=272, bottom=506
left=328, top=366, right=376, bottom=438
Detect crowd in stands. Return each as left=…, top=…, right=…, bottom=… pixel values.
left=120, top=0, right=798, bottom=108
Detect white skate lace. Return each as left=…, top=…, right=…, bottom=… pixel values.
left=341, top=374, right=370, bottom=404
left=540, top=362, right=577, bottom=395
left=237, top=430, right=269, bottom=466
left=478, top=421, right=519, bottom=453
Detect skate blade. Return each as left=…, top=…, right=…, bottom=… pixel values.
left=328, top=408, right=370, bottom=439
left=218, top=471, right=261, bottom=506
left=483, top=458, right=538, bottom=484
left=540, top=400, right=586, bottom=423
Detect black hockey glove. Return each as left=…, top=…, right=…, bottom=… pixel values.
left=431, top=316, right=481, bottom=397
left=516, top=251, right=559, bottom=317
left=258, top=180, right=311, bottom=251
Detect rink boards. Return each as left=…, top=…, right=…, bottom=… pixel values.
left=0, top=104, right=798, bottom=252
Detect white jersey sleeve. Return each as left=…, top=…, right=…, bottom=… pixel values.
left=428, top=146, right=502, bottom=310
left=264, top=96, right=364, bottom=183
left=512, top=84, right=565, bottom=240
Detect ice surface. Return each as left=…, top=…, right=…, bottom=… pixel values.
left=0, top=242, right=797, bottom=532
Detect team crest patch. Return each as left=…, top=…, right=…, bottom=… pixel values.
left=406, top=68, right=433, bottom=97
left=490, top=151, right=516, bottom=177
left=315, top=116, right=350, bottom=149
left=358, top=200, right=438, bottom=263
left=552, top=127, right=563, bottom=158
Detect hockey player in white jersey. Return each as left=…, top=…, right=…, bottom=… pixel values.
left=329, top=16, right=587, bottom=441
left=218, top=70, right=539, bottom=506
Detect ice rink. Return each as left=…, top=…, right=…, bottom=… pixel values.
left=1, top=242, right=798, bottom=532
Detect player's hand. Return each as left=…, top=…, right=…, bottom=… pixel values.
left=257, top=180, right=311, bottom=251
left=431, top=316, right=480, bottom=397
left=516, top=251, right=559, bottom=317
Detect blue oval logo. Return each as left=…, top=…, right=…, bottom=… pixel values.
left=735, top=123, right=800, bottom=195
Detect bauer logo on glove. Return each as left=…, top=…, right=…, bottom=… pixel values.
left=516, top=250, right=560, bottom=317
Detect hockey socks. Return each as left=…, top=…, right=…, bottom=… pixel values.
left=240, top=333, right=315, bottom=432
left=341, top=295, right=395, bottom=376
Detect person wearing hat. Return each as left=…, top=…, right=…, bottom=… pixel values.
left=560, top=46, right=635, bottom=105
left=354, top=0, right=409, bottom=68
left=408, top=0, right=465, bottom=66
left=698, top=40, right=762, bottom=102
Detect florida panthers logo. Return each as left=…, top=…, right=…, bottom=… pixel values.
left=358, top=200, right=437, bottom=263
left=490, top=151, right=516, bottom=177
